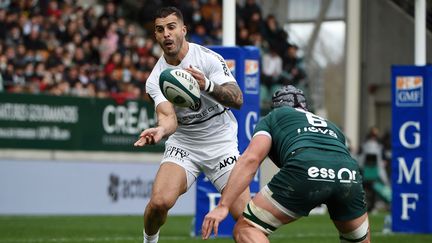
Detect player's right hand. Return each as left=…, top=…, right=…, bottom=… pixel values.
left=201, top=205, right=229, bottom=240
left=134, top=127, right=164, bottom=146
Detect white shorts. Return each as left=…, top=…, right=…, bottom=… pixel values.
left=161, top=140, right=240, bottom=192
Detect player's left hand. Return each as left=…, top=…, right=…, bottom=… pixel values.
left=185, top=65, right=206, bottom=90
left=201, top=205, right=229, bottom=240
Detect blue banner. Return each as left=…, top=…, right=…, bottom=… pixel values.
left=391, top=65, right=432, bottom=233
left=193, top=46, right=261, bottom=237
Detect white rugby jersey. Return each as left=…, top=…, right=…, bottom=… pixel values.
left=146, top=43, right=239, bottom=152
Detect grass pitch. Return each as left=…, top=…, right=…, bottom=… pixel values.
left=0, top=213, right=431, bottom=242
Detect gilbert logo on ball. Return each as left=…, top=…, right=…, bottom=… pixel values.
left=159, top=68, right=201, bottom=110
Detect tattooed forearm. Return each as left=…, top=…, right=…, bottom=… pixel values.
left=209, top=82, right=243, bottom=109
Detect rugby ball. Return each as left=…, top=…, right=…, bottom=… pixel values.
left=159, top=68, right=201, bottom=108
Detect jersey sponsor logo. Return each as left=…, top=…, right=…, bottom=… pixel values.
left=220, top=57, right=230, bottom=76
left=212, top=52, right=230, bottom=76
left=307, top=166, right=358, bottom=183
left=297, top=126, right=338, bottom=138
left=396, top=76, right=423, bottom=107
left=219, top=155, right=238, bottom=169
left=165, top=145, right=190, bottom=160
left=177, top=103, right=221, bottom=124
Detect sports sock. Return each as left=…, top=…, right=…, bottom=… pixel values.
left=143, top=230, right=159, bottom=243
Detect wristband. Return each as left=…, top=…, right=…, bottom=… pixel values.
left=204, top=77, right=214, bottom=93
left=191, top=65, right=214, bottom=93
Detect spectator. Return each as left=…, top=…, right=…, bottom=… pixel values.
left=358, top=127, right=390, bottom=212
left=14, top=44, right=27, bottom=67
left=242, top=0, right=262, bottom=24
left=237, top=27, right=252, bottom=46
left=120, top=54, right=135, bottom=83
left=200, top=0, right=221, bottom=28
left=262, top=15, right=289, bottom=54
left=281, top=44, right=306, bottom=86
left=247, top=11, right=265, bottom=36
left=117, top=34, right=134, bottom=56
left=100, top=23, right=119, bottom=64
left=91, top=67, right=110, bottom=98
left=0, top=9, right=7, bottom=39
left=5, top=25, right=22, bottom=46
left=189, top=23, right=211, bottom=46
left=100, top=1, right=118, bottom=23
left=104, top=52, right=122, bottom=76
left=46, top=0, right=62, bottom=19
left=260, top=47, right=283, bottom=107
left=46, top=46, right=64, bottom=68
left=178, top=0, right=199, bottom=27
left=72, top=47, right=88, bottom=66
left=206, top=11, right=223, bottom=44
left=137, top=0, right=162, bottom=34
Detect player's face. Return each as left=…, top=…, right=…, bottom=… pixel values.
left=154, top=14, right=186, bottom=57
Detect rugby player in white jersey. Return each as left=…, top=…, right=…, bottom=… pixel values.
left=134, top=6, right=250, bottom=243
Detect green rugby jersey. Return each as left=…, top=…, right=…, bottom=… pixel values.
left=254, top=106, right=349, bottom=168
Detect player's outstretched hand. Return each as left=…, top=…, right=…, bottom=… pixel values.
left=201, top=205, right=229, bottom=240
left=134, top=127, right=164, bottom=146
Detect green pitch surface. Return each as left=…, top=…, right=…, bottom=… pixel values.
left=1, top=213, right=431, bottom=243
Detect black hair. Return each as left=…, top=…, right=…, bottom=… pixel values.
left=154, top=6, right=184, bottom=23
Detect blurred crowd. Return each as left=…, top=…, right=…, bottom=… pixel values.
left=0, top=0, right=306, bottom=105
left=0, top=0, right=154, bottom=101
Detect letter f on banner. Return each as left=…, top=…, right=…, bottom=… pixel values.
left=400, top=193, right=419, bottom=220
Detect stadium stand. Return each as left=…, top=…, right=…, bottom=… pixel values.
left=0, top=0, right=304, bottom=109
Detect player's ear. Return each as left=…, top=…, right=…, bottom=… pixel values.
left=182, top=25, right=187, bottom=37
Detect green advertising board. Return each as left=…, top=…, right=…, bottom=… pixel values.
left=0, top=93, right=164, bottom=152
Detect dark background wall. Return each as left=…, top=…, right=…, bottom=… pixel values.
left=360, top=0, right=432, bottom=139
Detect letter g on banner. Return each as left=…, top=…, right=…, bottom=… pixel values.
left=399, top=121, right=420, bottom=148
left=245, top=111, right=258, bottom=140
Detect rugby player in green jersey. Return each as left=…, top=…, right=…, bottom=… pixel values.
left=202, top=85, right=370, bottom=243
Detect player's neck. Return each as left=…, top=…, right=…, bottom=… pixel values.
left=165, top=41, right=189, bottom=66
